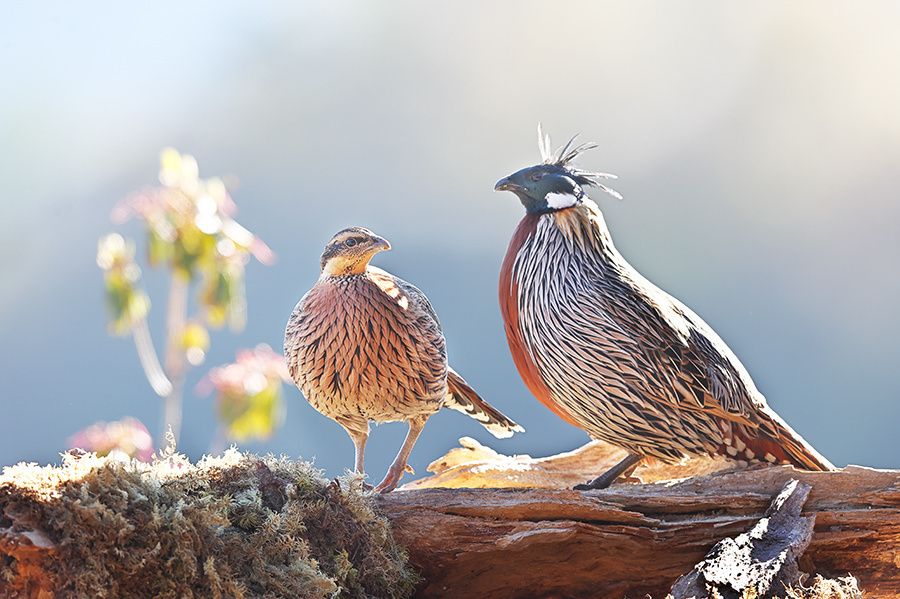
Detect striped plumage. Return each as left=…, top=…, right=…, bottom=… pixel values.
left=284, top=227, right=522, bottom=492
left=495, top=128, right=832, bottom=486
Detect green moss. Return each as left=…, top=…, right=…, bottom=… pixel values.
left=0, top=449, right=417, bottom=598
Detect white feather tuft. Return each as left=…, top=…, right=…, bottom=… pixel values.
left=546, top=192, right=579, bottom=210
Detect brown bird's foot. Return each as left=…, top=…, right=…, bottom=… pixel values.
left=375, top=415, right=429, bottom=494
left=574, top=452, right=643, bottom=491
left=372, top=460, right=416, bottom=493
left=374, top=465, right=406, bottom=494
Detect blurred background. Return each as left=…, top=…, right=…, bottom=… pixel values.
left=2, top=1, right=898, bottom=480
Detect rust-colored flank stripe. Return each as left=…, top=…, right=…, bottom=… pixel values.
left=499, top=214, right=582, bottom=428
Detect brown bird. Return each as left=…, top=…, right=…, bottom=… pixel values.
left=284, top=227, right=523, bottom=492
left=494, top=126, right=833, bottom=489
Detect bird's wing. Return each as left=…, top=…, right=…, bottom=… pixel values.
left=284, top=288, right=314, bottom=383
left=566, top=280, right=750, bottom=427
left=606, top=273, right=834, bottom=470
left=369, top=267, right=523, bottom=437
left=366, top=266, right=442, bottom=328
left=677, top=305, right=834, bottom=470
left=365, top=265, right=448, bottom=376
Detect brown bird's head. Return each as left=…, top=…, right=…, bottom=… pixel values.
left=320, top=227, right=391, bottom=277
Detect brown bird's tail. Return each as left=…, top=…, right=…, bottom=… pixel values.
left=444, top=367, right=524, bottom=439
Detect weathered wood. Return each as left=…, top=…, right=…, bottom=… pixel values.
left=671, top=479, right=816, bottom=599
left=379, top=460, right=900, bottom=598
left=402, top=436, right=734, bottom=490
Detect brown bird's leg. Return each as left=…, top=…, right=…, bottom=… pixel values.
left=374, top=415, right=429, bottom=494
left=349, top=429, right=368, bottom=474
left=575, top=452, right=643, bottom=490
left=337, top=417, right=371, bottom=488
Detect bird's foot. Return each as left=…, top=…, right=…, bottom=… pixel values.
left=575, top=453, right=644, bottom=491
left=374, top=465, right=406, bottom=494
left=574, top=469, right=641, bottom=490
left=574, top=471, right=620, bottom=491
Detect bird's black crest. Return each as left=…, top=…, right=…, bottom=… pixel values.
left=537, top=123, right=622, bottom=200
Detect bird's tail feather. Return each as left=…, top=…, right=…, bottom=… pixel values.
left=736, top=413, right=835, bottom=471
left=444, top=368, right=524, bottom=439
left=770, top=416, right=835, bottom=471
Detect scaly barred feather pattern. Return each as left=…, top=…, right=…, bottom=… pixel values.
left=285, top=266, right=522, bottom=438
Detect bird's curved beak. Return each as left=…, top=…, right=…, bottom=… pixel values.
left=494, top=177, right=521, bottom=193
left=371, top=235, right=391, bottom=252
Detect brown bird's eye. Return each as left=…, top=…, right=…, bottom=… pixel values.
left=529, top=172, right=543, bottom=182
left=345, top=238, right=358, bottom=247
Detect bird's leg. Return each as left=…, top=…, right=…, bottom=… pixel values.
left=338, top=418, right=371, bottom=489
left=374, top=415, right=429, bottom=494
left=575, top=452, right=643, bottom=490
left=349, top=429, right=368, bottom=474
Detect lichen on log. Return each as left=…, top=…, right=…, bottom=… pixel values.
left=671, top=479, right=816, bottom=598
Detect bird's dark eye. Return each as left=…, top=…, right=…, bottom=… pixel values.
left=529, top=172, right=544, bottom=182
left=345, top=238, right=358, bottom=247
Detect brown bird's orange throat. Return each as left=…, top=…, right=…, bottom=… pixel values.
left=321, top=253, right=377, bottom=277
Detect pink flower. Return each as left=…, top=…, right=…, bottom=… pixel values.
left=198, top=344, right=289, bottom=397
left=198, top=345, right=290, bottom=442
left=68, top=417, right=154, bottom=462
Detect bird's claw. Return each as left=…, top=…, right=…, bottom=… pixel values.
left=374, top=465, right=405, bottom=494
left=574, top=473, right=618, bottom=491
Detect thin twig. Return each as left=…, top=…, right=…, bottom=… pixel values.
left=131, top=318, right=173, bottom=397
left=161, top=274, right=189, bottom=446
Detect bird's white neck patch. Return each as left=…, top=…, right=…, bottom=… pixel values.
left=545, top=192, right=579, bottom=210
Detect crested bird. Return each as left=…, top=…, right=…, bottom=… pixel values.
left=494, top=126, right=833, bottom=489
left=284, top=227, right=523, bottom=492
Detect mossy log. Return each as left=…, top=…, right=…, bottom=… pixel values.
left=1, top=443, right=897, bottom=598
left=378, top=440, right=900, bottom=598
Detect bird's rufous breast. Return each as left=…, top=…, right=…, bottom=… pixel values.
left=290, top=272, right=448, bottom=424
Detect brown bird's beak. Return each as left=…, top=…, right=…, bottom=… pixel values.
left=371, top=235, right=391, bottom=252
left=494, top=177, right=522, bottom=193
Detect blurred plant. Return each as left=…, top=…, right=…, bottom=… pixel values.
left=198, top=344, right=290, bottom=446
left=68, top=417, right=154, bottom=462
left=98, top=149, right=275, bottom=447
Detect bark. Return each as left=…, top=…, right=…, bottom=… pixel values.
left=377, top=440, right=900, bottom=599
